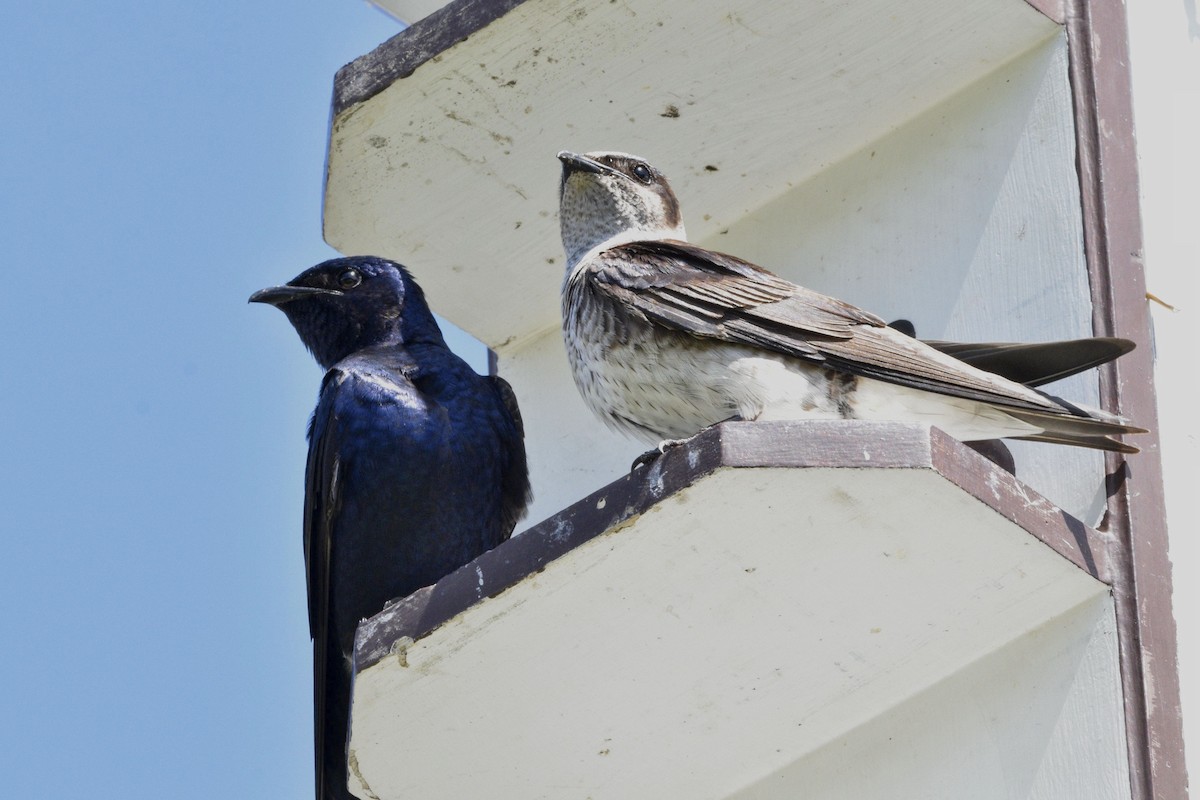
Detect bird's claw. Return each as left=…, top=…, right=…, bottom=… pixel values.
left=631, top=437, right=692, bottom=471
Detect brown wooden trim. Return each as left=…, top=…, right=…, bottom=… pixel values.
left=354, top=421, right=1113, bottom=672
left=932, top=435, right=1112, bottom=582
left=353, top=422, right=726, bottom=671
left=1065, top=0, right=1187, bottom=796
left=333, top=0, right=525, bottom=116
left=333, top=0, right=1070, bottom=116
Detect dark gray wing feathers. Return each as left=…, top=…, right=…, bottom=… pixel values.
left=587, top=241, right=1120, bottom=418
left=304, top=367, right=345, bottom=800
left=488, top=375, right=533, bottom=537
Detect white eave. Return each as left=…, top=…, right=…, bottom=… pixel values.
left=347, top=422, right=1128, bottom=799
left=323, top=0, right=1062, bottom=350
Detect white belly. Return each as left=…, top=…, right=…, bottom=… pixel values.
left=565, top=328, right=1041, bottom=444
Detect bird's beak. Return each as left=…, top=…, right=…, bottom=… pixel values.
left=557, top=151, right=607, bottom=176
left=248, top=285, right=342, bottom=306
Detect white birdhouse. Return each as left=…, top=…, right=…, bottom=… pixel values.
left=320, top=1, right=1184, bottom=798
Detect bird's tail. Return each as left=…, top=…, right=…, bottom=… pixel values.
left=315, top=634, right=354, bottom=800
left=1004, top=400, right=1146, bottom=453
left=926, top=336, right=1136, bottom=387
left=886, top=319, right=1137, bottom=388
left=887, top=323, right=1145, bottom=452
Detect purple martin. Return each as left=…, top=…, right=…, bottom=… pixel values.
left=251, top=256, right=531, bottom=800
left=557, top=150, right=1144, bottom=453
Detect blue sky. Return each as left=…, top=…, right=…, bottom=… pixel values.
left=0, top=4, right=486, bottom=796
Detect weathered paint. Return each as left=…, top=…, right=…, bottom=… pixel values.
left=324, top=0, right=1059, bottom=348
left=349, top=423, right=1126, bottom=799
left=1066, top=0, right=1185, bottom=796
left=323, top=0, right=1184, bottom=795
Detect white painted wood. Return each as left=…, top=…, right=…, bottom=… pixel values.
left=347, top=466, right=1127, bottom=799
left=731, top=594, right=1129, bottom=799
left=709, top=37, right=1108, bottom=524
left=324, top=0, right=1059, bottom=349
left=1027, top=600, right=1131, bottom=800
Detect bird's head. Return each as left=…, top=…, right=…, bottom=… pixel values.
left=557, top=151, right=686, bottom=271
left=249, top=256, right=443, bottom=369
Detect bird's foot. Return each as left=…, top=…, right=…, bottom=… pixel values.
left=630, top=417, right=745, bottom=471
left=631, top=437, right=694, bottom=471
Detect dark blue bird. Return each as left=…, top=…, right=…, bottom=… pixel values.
left=250, top=256, right=531, bottom=800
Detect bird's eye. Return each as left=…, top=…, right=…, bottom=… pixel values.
left=337, top=268, right=362, bottom=289
left=631, top=163, right=653, bottom=184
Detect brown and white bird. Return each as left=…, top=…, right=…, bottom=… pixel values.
left=557, top=150, right=1144, bottom=453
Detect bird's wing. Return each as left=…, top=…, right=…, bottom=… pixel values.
left=588, top=240, right=883, bottom=351
left=304, top=367, right=347, bottom=800
left=487, top=375, right=533, bottom=537
left=887, top=319, right=1136, bottom=388
left=587, top=240, right=1069, bottom=414
left=922, top=337, right=1135, bottom=387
